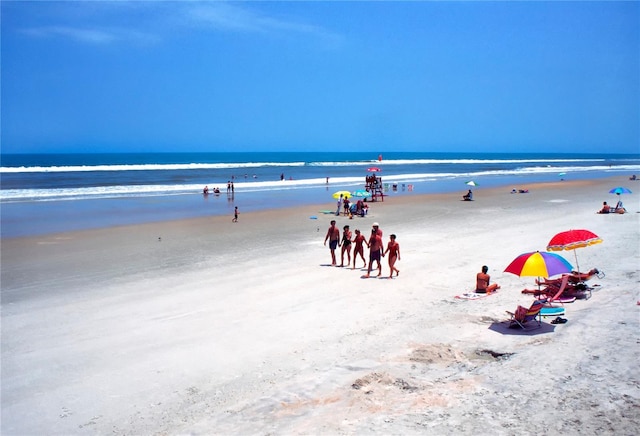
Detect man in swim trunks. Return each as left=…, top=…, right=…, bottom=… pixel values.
left=365, top=228, right=383, bottom=278
left=372, top=222, right=382, bottom=237
left=324, top=220, right=340, bottom=266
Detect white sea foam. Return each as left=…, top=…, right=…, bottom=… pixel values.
left=0, top=158, right=612, bottom=173
left=2, top=164, right=638, bottom=202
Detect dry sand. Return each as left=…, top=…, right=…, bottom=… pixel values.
left=1, top=176, right=639, bottom=435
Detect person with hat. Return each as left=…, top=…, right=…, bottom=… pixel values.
left=372, top=222, right=382, bottom=237
left=364, top=228, right=383, bottom=278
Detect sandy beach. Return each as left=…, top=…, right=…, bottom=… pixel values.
left=1, top=176, right=639, bottom=435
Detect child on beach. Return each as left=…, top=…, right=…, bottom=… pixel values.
left=352, top=229, right=367, bottom=269
left=232, top=206, right=239, bottom=222
left=383, top=234, right=401, bottom=278
left=340, top=225, right=352, bottom=267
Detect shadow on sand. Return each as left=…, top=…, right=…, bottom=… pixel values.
left=489, top=321, right=556, bottom=336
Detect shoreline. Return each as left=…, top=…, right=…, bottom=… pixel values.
left=1, top=175, right=631, bottom=242
left=2, top=170, right=637, bottom=239
left=1, top=175, right=638, bottom=434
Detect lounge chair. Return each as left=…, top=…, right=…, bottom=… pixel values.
left=536, top=275, right=576, bottom=305
left=536, top=268, right=602, bottom=286
left=506, top=300, right=543, bottom=330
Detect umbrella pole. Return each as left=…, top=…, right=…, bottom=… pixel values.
left=573, top=250, right=579, bottom=273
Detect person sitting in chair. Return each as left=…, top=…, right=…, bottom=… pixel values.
left=597, top=201, right=610, bottom=214
left=613, top=199, right=627, bottom=214
left=463, top=189, right=473, bottom=201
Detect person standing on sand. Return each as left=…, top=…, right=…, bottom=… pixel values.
left=340, top=225, right=352, bottom=267
left=232, top=206, right=239, bottom=222
left=383, top=234, right=401, bottom=278
left=364, top=228, right=383, bottom=278
left=352, top=229, right=367, bottom=269
left=324, top=220, right=340, bottom=266
left=372, top=222, right=382, bottom=238
left=336, top=194, right=343, bottom=216
left=476, top=265, right=499, bottom=293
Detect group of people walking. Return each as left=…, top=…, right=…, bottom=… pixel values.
left=324, top=221, right=400, bottom=278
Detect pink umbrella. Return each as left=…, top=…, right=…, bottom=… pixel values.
left=367, top=167, right=381, bottom=172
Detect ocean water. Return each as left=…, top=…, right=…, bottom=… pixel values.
left=1, top=152, right=639, bottom=238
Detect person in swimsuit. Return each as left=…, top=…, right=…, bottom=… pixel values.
left=383, top=234, right=401, bottom=278
left=597, top=201, right=610, bottom=214
left=232, top=206, right=239, bottom=222
left=476, top=265, right=499, bottom=293
left=365, top=228, right=383, bottom=278
left=323, top=220, right=340, bottom=266
left=352, top=229, right=367, bottom=269
left=340, top=225, right=352, bottom=267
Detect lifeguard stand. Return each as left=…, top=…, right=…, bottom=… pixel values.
left=365, top=175, right=384, bottom=202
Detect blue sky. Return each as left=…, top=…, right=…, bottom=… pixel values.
left=1, top=1, right=638, bottom=154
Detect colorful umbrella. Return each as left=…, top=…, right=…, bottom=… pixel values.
left=609, top=187, right=632, bottom=195
left=466, top=181, right=478, bottom=187
left=332, top=190, right=351, bottom=199
left=367, top=167, right=382, bottom=172
left=504, top=251, right=573, bottom=279
left=352, top=189, right=370, bottom=198
left=547, top=229, right=602, bottom=273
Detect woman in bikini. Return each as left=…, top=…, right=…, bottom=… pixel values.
left=340, top=225, right=352, bottom=267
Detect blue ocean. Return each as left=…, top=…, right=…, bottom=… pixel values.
left=1, top=152, right=639, bottom=238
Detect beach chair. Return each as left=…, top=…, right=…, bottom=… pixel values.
left=506, top=300, right=543, bottom=330
left=536, top=275, right=575, bottom=305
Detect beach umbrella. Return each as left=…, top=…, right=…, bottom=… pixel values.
left=466, top=181, right=478, bottom=187
left=504, top=251, right=573, bottom=279
left=547, top=229, right=602, bottom=274
left=609, top=187, right=632, bottom=195
left=332, top=190, right=351, bottom=199
left=367, top=167, right=382, bottom=172
left=352, top=189, right=370, bottom=198
left=558, top=172, right=566, bottom=177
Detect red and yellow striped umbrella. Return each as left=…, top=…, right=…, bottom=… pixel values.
left=547, top=229, right=602, bottom=273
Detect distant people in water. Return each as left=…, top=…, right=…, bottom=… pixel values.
left=203, top=186, right=209, bottom=195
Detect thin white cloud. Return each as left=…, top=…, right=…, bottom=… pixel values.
left=22, top=26, right=117, bottom=44
left=184, top=2, right=343, bottom=44
left=16, top=1, right=341, bottom=47
left=21, top=24, right=160, bottom=46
